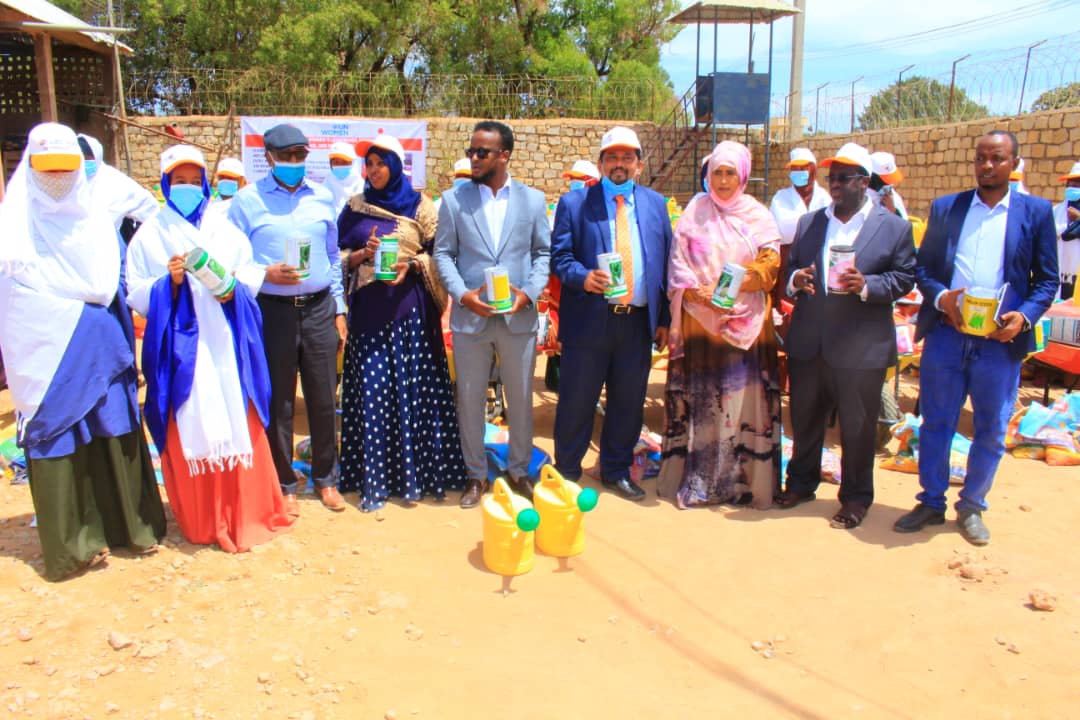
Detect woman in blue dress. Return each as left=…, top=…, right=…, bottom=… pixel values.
left=337, top=135, right=467, bottom=511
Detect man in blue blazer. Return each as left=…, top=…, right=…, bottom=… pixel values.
left=551, top=126, right=672, bottom=500
left=894, top=131, right=1059, bottom=545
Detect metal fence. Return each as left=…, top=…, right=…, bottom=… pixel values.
left=773, top=31, right=1080, bottom=135
left=124, top=68, right=670, bottom=122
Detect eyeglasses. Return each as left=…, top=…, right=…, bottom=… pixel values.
left=826, top=172, right=866, bottom=185
left=464, top=147, right=502, bottom=159
left=272, top=148, right=309, bottom=162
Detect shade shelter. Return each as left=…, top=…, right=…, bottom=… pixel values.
left=0, top=0, right=131, bottom=196
left=656, top=0, right=798, bottom=198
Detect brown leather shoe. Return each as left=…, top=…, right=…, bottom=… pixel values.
left=507, top=474, right=535, bottom=499
left=283, top=493, right=300, bottom=517
left=460, top=479, right=488, bottom=508
left=318, top=486, right=347, bottom=512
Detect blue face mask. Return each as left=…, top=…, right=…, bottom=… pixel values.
left=217, top=179, right=239, bottom=198
left=169, top=184, right=205, bottom=217
left=1065, top=187, right=1080, bottom=203
left=569, top=179, right=586, bottom=191
left=84, top=159, right=98, bottom=180
left=272, top=161, right=306, bottom=187
left=453, top=178, right=470, bottom=188
left=601, top=175, right=634, bottom=196
left=1009, top=181, right=1020, bottom=192
left=330, top=165, right=352, bottom=181
left=789, top=170, right=810, bottom=187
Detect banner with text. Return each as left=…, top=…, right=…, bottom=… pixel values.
left=239, top=117, right=427, bottom=189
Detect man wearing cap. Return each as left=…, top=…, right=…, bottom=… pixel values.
left=868, top=151, right=909, bottom=220
left=769, top=148, right=831, bottom=247
left=895, top=131, right=1058, bottom=545
left=1053, top=160, right=1080, bottom=299
left=204, top=157, right=246, bottom=224
left=1009, top=158, right=1030, bottom=195
left=434, top=158, right=472, bottom=213
left=323, top=141, right=363, bottom=214
left=550, top=126, right=672, bottom=501
left=778, top=141, right=915, bottom=529
left=228, top=124, right=348, bottom=515
left=433, top=120, right=551, bottom=508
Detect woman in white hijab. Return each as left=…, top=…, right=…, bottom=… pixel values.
left=126, top=145, right=293, bottom=553
left=322, top=141, right=363, bottom=215
left=76, top=132, right=159, bottom=232
left=0, top=122, right=166, bottom=581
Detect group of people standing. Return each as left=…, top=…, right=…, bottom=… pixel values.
left=0, top=117, right=1060, bottom=581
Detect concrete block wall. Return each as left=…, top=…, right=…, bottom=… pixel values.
left=119, top=108, right=1080, bottom=215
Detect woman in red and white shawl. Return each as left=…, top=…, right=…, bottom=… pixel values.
left=657, top=141, right=782, bottom=510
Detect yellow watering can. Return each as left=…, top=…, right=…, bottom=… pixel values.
left=481, top=478, right=540, bottom=576
left=532, top=465, right=599, bottom=558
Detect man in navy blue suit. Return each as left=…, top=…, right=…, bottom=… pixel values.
left=894, top=131, right=1059, bottom=545
left=550, top=126, right=672, bottom=500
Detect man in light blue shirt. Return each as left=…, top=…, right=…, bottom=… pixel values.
left=229, top=124, right=347, bottom=515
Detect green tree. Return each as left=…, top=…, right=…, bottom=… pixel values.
left=1031, top=82, right=1080, bottom=112
left=858, top=76, right=988, bottom=131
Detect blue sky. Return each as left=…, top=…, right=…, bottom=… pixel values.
left=658, top=0, right=1080, bottom=131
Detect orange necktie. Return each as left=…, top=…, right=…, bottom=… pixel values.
left=615, top=194, right=634, bottom=305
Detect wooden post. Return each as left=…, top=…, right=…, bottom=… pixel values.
left=33, top=32, right=58, bottom=122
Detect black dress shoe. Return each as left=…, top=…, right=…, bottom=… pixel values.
left=893, top=503, right=946, bottom=533
left=602, top=477, right=646, bottom=501
left=507, top=474, right=536, bottom=499
left=460, top=479, right=488, bottom=509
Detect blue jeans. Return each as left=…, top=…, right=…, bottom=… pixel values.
left=917, top=323, right=1020, bottom=513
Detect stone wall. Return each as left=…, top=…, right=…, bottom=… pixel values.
left=118, top=108, right=1080, bottom=217
left=117, top=116, right=657, bottom=199
left=765, top=108, right=1080, bottom=219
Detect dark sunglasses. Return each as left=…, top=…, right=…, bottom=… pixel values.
left=464, top=147, right=503, bottom=159
left=826, top=172, right=866, bottom=184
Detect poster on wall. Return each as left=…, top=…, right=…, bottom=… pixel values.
left=239, top=117, right=427, bottom=190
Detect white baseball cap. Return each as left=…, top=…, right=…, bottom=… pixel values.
left=27, top=123, right=82, bottom=172
left=786, top=147, right=817, bottom=168
left=870, top=151, right=904, bottom=184
left=371, top=134, right=405, bottom=163
left=562, top=159, right=601, bottom=180
left=216, top=157, right=245, bottom=179
left=453, top=157, right=471, bottom=178
left=161, top=145, right=206, bottom=175
left=820, top=142, right=872, bottom=176
left=600, top=126, right=641, bottom=153
left=329, top=142, right=357, bottom=162
left=1058, top=161, right=1080, bottom=182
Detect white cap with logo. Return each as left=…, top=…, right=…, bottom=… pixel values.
left=786, top=147, right=817, bottom=168
left=216, top=157, right=245, bottom=179
left=371, top=135, right=406, bottom=163
left=870, top=151, right=904, bottom=184
left=161, top=145, right=206, bottom=175
left=820, top=142, right=873, bottom=176
left=600, top=126, right=641, bottom=153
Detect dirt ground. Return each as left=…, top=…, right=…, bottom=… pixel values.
left=1, top=362, right=1078, bottom=720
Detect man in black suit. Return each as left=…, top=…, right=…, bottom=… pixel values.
left=777, top=142, right=916, bottom=529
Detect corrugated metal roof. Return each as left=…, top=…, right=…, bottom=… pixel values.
left=668, top=0, right=800, bottom=25
left=1, top=0, right=132, bottom=53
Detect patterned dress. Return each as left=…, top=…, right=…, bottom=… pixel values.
left=658, top=248, right=782, bottom=509
left=338, top=196, right=467, bottom=510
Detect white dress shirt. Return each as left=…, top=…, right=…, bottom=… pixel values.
left=769, top=183, right=831, bottom=245
left=949, top=190, right=1010, bottom=293
left=787, top=198, right=873, bottom=300
left=478, top=175, right=512, bottom=251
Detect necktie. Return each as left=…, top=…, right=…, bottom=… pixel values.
left=615, top=194, right=633, bottom=305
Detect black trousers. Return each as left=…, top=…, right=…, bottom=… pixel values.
left=258, top=291, right=340, bottom=494
left=554, top=309, right=652, bottom=482
left=785, top=354, right=885, bottom=508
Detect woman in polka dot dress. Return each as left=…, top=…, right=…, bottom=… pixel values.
left=337, top=135, right=467, bottom=511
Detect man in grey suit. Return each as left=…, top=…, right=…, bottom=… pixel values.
left=434, top=121, right=551, bottom=508
left=777, top=142, right=916, bottom=529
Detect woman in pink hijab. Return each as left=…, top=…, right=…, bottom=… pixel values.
left=657, top=141, right=782, bottom=509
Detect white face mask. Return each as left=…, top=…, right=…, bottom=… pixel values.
left=31, top=169, right=79, bottom=201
